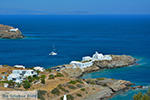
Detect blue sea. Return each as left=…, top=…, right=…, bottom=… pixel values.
left=0, top=15, right=150, bottom=100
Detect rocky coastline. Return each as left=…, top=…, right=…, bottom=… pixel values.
left=58, top=54, right=137, bottom=100
left=0, top=54, right=137, bottom=100
left=0, top=24, right=24, bottom=39
left=83, top=78, right=134, bottom=100
left=61, top=55, right=136, bottom=78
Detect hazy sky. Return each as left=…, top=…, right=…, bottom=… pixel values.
left=0, top=0, right=150, bottom=15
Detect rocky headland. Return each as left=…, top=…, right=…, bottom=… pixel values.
left=61, top=55, right=136, bottom=78
left=0, top=24, right=24, bottom=39
left=83, top=78, right=133, bottom=100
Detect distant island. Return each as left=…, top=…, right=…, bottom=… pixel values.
left=0, top=24, right=24, bottom=39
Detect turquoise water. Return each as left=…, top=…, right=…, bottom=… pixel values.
left=0, top=15, right=150, bottom=99
left=82, top=57, right=150, bottom=99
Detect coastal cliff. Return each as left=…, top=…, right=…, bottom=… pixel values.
left=83, top=78, right=133, bottom=100
left=61, top=55, right=136, bottom=78
left=0, top=24, right=24, bottom=39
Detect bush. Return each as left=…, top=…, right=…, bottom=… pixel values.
left=33, top=76, right=40, bottom=80
left=28, top=76, right=34, bottom=82
left=41, top=75, right=46, bottom=79
left=16, top=83, right=21, bottom=88
left=69, top=80, right=77, bottom=84
left=60, top=96, right=63, bottom=100
left=40, top=75, right=46, bottom=84
left=133, top=90, right=150, bottom=100
left=60, top=87, right=69, bottom=93
left=68, top=85, right=76, bottom=89
left=38, top=90, right=47, bottom=100
left=23, top=80, right=31, bottom=89
left=57, top=84, right=69, bottom=93
left=55, top=73, right=64, bottom=77
left=51, top=88, right=60, bottom=96
left=49, top=74, right=55, bottom=79
left=76, top=79, right=83, bottom=84
left=76, top=93, right=82, bottom=97
left=67, top=95, right=74, bottom=100
left=8, top=80, right=15, bottom=88
left=41, top=78, right=45, bottom=84
left=69, top=80, right=83, bottom=85
left=60, top=95, right=74, bottom=100
left=80, top=88, right=85, bottom=91
left=46, top=69, right=52, bottom=72
left=76, top=84, right=83, bottom=88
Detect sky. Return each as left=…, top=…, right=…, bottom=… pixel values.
left=0, top=0, right=150, bottom=15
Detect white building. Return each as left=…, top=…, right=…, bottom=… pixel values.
left=9, top=28, right=18, bottom=32
left=92, top=51, right=112, bottom=61
left=92, top=51, right=105, bottom=61
left=34, top=66, right=44, bottom=72
left=7, top=70, right=37, bottom=83
left=4, top=83, right=9, bottom=88
left=70, top=61, right=93, bottom=69
left=82, top=56, right=92, bottom=61
left=70, top=51, right=112, bottom=69
left=103, top=55, right=112, bottom=60
left=14, top=65, right=25, bottom=69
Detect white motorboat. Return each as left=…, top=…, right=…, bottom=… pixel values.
left=49, top=51, right=57, bottom=56
left=49, top=44, right=58, bottom=56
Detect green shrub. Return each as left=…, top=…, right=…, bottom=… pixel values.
left=67, top=95, right=74, bottom=100
left=102, top=83, right=107, bottom=87
left=76, top=93, right=82, bottom=97
left=38, top=90, right=47, bottom=100
left=51, top=88, right=60, bottom=96
left=69, top=80, right=77, bottom=84
left=76, top=79, right=83, bottom=84
left=49, top=74, right=55, bottom=79
left=23, top=80, right=31, bottom=89
left=133, top=92, right=143, bottom=100
left=80, top=88, right=85, bottom=91
left=8, top=80, right=15, bottom=88
left=41, top=75, right=46, bottom=79
left=90, top=82, right=96, bottom=85
left=60, top=96, right=63, bottom=100
left=16, top=83, right=21, bottom=88
left=55, top=73, right=64, bottom=77
left=60, top=87, right=69, bottom=93
left=68, top=85, right=76, bottom=89
left=69, top=80, right=83, bottom=85
left=133, top=89, right=150, bottom=100
left=33, top=76, right=40, bottom=80
left=60, top=95, right=74, bottom=100
left=57, top=84, right=69, bottom=93
left=46, top=69, right=52, bottom=72
left=28, top=76, right=34, bottom=82
left=40, top=75, right=46, bottom=84
left=76, top=84, right=83, bottom=88
left=41, top=78, right=45, bottom=84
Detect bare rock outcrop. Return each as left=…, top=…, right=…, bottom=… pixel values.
left=93, top=55, right=136, bottom=69
left=61, top=67, right=83, bottom=78
left=62, top=55, right=136, bottom=78
left=84, top=78, right=133, bottom=100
